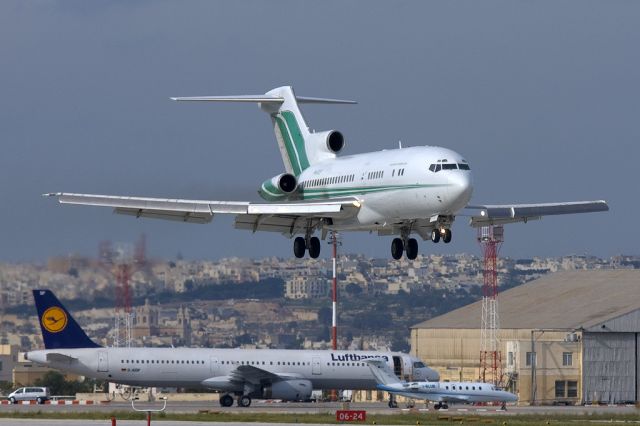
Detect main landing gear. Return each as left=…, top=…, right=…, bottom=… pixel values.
left=391, top=227, right=452, bottom=260
left=293, top=236, right=321, bottom=259
left=434, top=402, right=449, bottom=410
left=219, top=393, right=252, bottom=407
left=391, top=237, right=419, bottom=260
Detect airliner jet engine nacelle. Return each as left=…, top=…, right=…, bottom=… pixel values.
left=262, top=379, right=313, bottom=401
left=258, top=173, right=298, bottom=201
left=312, top=130, right=345, bottom=154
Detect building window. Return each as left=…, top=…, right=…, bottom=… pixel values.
left=567, top=381, right=578, bottom=398
left=525, top=352, right=536, bottom=367
left=562, top=352, right=573, bottom=366
left=555, top=380, right=566, bottom=398
left=508, top=351, right=514, bottom=366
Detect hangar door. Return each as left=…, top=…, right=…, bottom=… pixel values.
left=583, top=332, right=636, bottom=403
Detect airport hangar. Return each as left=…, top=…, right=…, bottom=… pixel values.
left=410, top=270, right=640, bottom=405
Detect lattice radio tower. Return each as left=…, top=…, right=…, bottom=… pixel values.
left=99, top=234, right=146, bottom=347
left=478, top=225, right=504, bottom=385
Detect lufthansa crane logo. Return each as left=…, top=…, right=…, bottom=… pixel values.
left=42, top=307, right=67, bottom=333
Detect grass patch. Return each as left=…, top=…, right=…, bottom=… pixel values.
left=0, top=410, right=639, bottom=425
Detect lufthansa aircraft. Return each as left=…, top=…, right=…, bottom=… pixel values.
left=25, top=290, right=439, bottom=407
left=367, top=359, right=517, bottom=410
left=45, top=86, right=608, bottom=259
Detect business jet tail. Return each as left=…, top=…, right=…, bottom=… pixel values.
left=172, top=86, right=356, bottom=176
left=366, top=359, right=402, bottom=385
left=32, top=289, right=101, bottom=349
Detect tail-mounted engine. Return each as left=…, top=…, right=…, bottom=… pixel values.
left=259, top=173, right=298, bottom=201
left=311, top=130, right=345, bottom=154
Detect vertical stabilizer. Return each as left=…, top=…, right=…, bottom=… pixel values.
left=32, top=289, right=100, bottom=349
left=171, top=86, right=355, bottom=176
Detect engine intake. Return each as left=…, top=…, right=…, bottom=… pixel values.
left=326, top=130, right=345, bottom=153
left=259, top=173, right=298, bottom=201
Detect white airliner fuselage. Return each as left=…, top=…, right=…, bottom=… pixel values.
left=296, top=146, right=472, bottom=229
left=26, top=348, right=437, bottom=403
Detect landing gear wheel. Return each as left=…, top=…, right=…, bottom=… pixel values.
left=442, top=403, right=449, bottom=409
left=434, top=403, right=441, bottom=410
left=431, top=228, right=440, bottom=243
left=391, top=238, right=404, bottom=260
left=238, top=395, right=252, bottom=407
left=388, top=399, right=398, bottom=408
left=219, top=394, right=234, bottom=407
left=293, top=237, right=306, bottom=258
left=308, top=236, right=321, bottom=258
left=442, top=229, right=452, bottom=243
left=406, top=238, right=418, bottom=260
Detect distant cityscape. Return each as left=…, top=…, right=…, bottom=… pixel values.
left=1, top=253, right=638, bottom=356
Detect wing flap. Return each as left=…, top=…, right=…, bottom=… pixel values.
left=467, top=200, right=608, bottom=227
left=115, top=208, right=213, bottom=224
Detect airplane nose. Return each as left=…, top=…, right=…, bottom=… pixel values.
left=448, top=171, right=473, bottom=207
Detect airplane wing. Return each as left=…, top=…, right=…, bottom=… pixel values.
left=44, top=192, right=360, bottom=234
left=435, top=394, right=470, bottom=403
left=465, top=200, right=609, bottom=227
left=230, top=365, right=302, bottom=384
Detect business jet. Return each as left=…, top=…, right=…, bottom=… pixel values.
left=367, top=359, right=517, bottom=410
left=25, top=290, right=439, bottom=407
left=44, top=86, right=608, bottom=259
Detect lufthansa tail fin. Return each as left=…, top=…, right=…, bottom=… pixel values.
left=172, top=86, right=356, bottom=176
left=32, top=289, right=100, bottom=349
left=366, top=359, right=402, bottom=385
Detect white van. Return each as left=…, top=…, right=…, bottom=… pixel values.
left=8, top=387, right=49, bottom=404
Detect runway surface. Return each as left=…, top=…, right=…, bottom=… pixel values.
left=0, top=400, right=637, bottom=416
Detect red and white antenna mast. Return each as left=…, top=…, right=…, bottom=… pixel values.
left=478, top=225, right=504, bottom=385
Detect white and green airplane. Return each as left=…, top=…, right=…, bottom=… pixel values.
left=45, top=86, right=608, bottom=259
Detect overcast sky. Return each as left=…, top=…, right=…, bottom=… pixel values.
left=1, top=1, right=638, bottom=262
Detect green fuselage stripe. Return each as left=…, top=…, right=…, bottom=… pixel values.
left=274, top=111, right=310, bottom=176
left=281, top=111, right=310, bottom=172
left=300, top=183, right=450, bottom=200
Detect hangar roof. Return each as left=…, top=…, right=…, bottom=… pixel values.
left=412, top=270, right=640, bottom=331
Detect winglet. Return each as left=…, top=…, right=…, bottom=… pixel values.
left=365, top=359, right=401, bottom=385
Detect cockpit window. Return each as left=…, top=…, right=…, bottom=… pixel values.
left=458, top=163, right=470, bottom=170
left=441, top=163, right=457, bottom=170
left=413, top=361, right=426, bottom=368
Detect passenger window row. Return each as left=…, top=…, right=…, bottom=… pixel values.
left=326, top=362, right=366, bottom=367
left=121, top=359, right=204, bottom=364
left=302, top=174, right=355, bottom=188
left=445, top=384, right=483, bottom=391
left=367, top=170, right=384, bottom=180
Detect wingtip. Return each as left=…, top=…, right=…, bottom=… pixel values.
left=43, top=192, right=62, bottom=197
